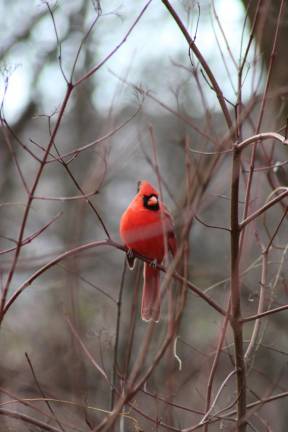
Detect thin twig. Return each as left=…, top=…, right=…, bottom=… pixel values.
left=110, top=258, right=127, bottom=410
left=65, top=314, right=109, bottom=383
left=75, top=0, right=153, bottom=87
left=161, top=0, right=235, bottom=138
left=0, top=408, right=65, bottom=432
left=240, top=188, right=288, bottom=229
left=25, top=353, right=66, bottom=432
left=3, top=238, right=226, bottom=319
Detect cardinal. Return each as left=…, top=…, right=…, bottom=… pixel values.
left=119, top=180, right=176, bottom=322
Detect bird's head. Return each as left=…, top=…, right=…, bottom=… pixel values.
left=137, top=180, right=160, bottom=211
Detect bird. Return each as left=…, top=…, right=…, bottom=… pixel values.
left=119, top=180, right=176, bottom=322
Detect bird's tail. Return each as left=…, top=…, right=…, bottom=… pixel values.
left=141, top=263, right=160, bottom=322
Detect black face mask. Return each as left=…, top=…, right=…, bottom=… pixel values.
left=143, top=194, right=159, bottom=211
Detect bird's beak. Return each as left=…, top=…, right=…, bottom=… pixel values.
left=147, top=196, right=158, bottom=206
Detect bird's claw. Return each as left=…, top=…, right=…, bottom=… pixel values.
left=127, top=248, right=134, bottom=259
left=126, top=248, right=135, bottom=269
left=149, top=259, right=158, bottom=269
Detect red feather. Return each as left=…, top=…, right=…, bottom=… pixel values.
left=120, top=180, right=176, bottom=322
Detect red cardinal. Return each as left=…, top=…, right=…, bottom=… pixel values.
left=119, top=180, right=176, bottom=322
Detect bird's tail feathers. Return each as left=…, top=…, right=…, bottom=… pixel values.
left=141, top=263, right=160, bottom=322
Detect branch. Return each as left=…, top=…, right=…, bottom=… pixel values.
left=25, top=353, right=66, bottom=432
left=0, top=211, right=62, bottom=256
left=0, top=408, right=64, bottom=432
left=240, top=188, right=288, bottom=229
left=237, top=132, right=288, bottom=152
left=241, top=303, right=288, bottom=324
left=0, top=82, right=74, bottom=320
left=65, top=315, right=109, bottom=383
left=3, top=239, right=226, bottom=319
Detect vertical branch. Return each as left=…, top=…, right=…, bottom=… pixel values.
left=110, top=258, right=127, bottom=411
left=230, top=147, right=247, bottom=431
left=123, top=265, right=141, bottom=379
left=245, top=206, right=288, bottom=363
left=120, top=266, right=141, bottom=432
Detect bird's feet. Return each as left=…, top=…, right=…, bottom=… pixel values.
left=126, top=248, right=135, bottom=269
left=149, top=258, right=158, bottom=269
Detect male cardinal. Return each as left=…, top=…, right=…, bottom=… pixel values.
left=119, top=180, right=176, bottom=322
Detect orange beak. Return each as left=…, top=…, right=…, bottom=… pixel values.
left=147, top=196, right=158, bottom=206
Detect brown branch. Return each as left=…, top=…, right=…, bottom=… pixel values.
left=237, top=132, right=287, bottom=151
left=203, top=297, right=231, bottom=432
left=0, top=82, right=74, bottom=321
left=110, top=258, right=127, bottom=410
left=240, top=188, right=288, bottom=229
left=33, top=192, right=98, bottom=201
left=244, top=251, right=267, bottom=364
left=0, top=211, right=62, bottom=256
left=1, top=120, right=29, bottom=194
left=241, top=303, right=288, bottom=324
left=93, top=245, right=187, bottom=432
left=46, top=116, right=110, bottom=239
left=25, top=353, right=66, bottom=432
left=230, top=147, right=247, bottom=431
left=0, top=408, right=65, bottom=432
left=3, top=239, right=226, bottom=320
left=194, top=214, right=231, bottom=233
left=65, top=315, right=109, bottom=383
left=49, top=108, right=140, bottom=163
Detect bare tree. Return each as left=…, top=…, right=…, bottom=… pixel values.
left=0, top=1, right=288, bottom=431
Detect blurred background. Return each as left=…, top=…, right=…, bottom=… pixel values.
left=0, top=0, right=288, bottom=430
